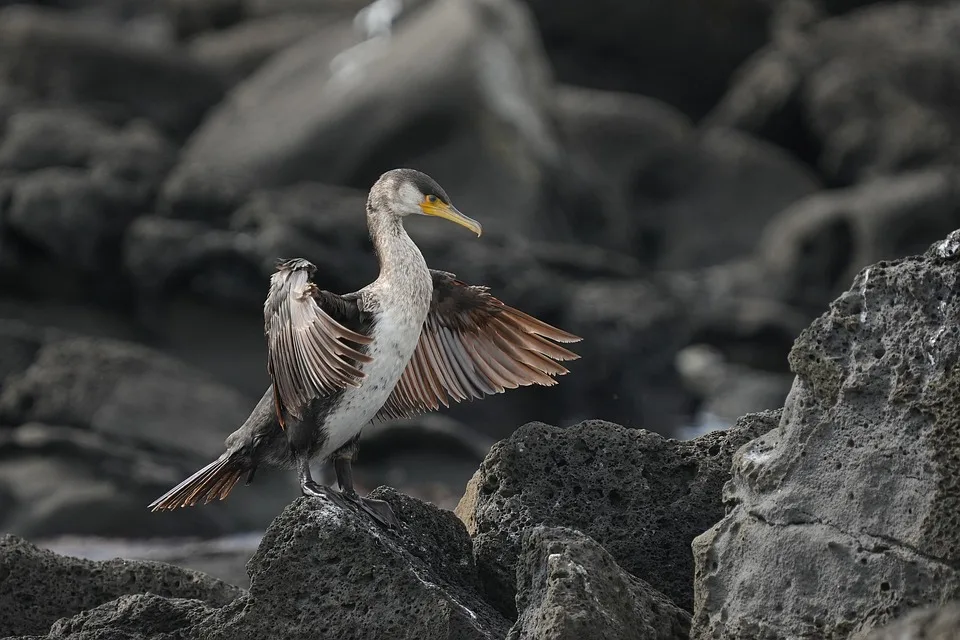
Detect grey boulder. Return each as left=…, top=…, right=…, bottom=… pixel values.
left=456, top=411, right=779, bottom=616
left=552, top=86, right=821, bottom=268
left=160, top=0, right=566, bottom=235
left=21, top=489, right=512, bottom=640
left=691, top=231, right=960, bottom=638
left=508, top=526, right=690, bottom=640
left=708, top=1, right=960, bottom=185
left=0, top=5, right=226, bottom=138
left=0, top=534, right=241, bottom=638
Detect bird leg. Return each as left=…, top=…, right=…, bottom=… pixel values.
left=298, top=456, right=353, bottom=513
left=334, top=443, right=400, bottom=530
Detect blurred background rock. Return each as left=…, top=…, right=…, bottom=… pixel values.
left=0, top=0, right=958, bottom=561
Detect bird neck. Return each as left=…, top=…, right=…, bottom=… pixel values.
left=367, top=207, right=428, bottom=283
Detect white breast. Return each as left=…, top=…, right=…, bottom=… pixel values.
left=316, top=284, right=430, bottom=459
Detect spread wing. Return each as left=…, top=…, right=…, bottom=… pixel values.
left=375, top=270, right=582, bottom=422
left=264, top=258, right=373, bottom=426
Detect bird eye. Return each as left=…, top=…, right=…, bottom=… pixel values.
left=426, top=195, right=438, bottom=204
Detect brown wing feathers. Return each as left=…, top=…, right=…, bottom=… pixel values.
left=375, top=272, right=581, bottom=421
left=265, top=259, right=372, bottom=425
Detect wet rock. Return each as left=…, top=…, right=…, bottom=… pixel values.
left=867, top=601, right=960, bottom=640
left=708, top=2, right=960, bottom=185
left=553, top=86, right=820, bottom=268
left=160, top=0, right=566, bottom=237
left=508, top=526, right=691, bottom=640
left=456, top=411, right=779, bottom=616
left=0, top=534, right=241, bottom=638
left=519, top=0, right=771, bottom=118
left=0, top=5, right=227, bottom=138
left=691, top=235, right=960, bottom=638
left=757, top=168, right=960, bottom=312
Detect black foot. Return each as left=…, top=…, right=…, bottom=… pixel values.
left=301, top=481, right=352, bottom=511
left=302, top=482, right=400, bottom=530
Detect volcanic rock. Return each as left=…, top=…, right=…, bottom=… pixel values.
left=23, top=490, right=512, bottom=640
left=757, top=168, right=960, bottom=313
left=552, top=86, right=821, bottom=268
left=456, top=411, right=780, bottom=616
left=708, top=2, right=960, bottom=185
left=691, top=231, right=960, bottom=638
left=0, top=5, right=227, bottom=139
left=0, top=534, right=241, bottom=638
left=160, top=0, right=566, bottom=237
left=508, top=526, right=691, bottom=640
left=518, top=0, right=771, bottom=118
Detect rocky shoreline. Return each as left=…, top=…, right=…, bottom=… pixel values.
left=3, top=0, right=960, bottom=637
left=3, top=234, right=960, bottom=638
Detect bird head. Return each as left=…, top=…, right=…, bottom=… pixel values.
left=376, top=168, right=482, bottom=237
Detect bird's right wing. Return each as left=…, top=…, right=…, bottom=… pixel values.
left=264, top=258, right=373, bottom=426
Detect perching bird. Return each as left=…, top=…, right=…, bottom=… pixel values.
left=148, top=168, right=582, bottom=528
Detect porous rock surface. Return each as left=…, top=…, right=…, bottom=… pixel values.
left=17, top=489, right=511, bottom=640
left=0, top=534, right=241, bottom=638
left=508, top=526, right=690, bottom=640
left=456, top=411, right=780, bottom=615
left=691, top=231, right=960, bottom=638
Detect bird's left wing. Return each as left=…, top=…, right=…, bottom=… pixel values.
left=374, top=270, right=581, bottom=422
left=265, top=258, right=373, bottom=426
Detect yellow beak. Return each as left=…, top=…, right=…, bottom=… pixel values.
left=420, top=200, right=482, bottom=237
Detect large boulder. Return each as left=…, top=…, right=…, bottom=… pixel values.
left=0, top=108, right=175, bottom=278
left=508, top=526, right=691, bottom=640
left=21, top=490, right=512, bottom=640
left=456, top=411, right=780, bottom=616
left=691, top=231, right=960, bottom=638
left=0, top=534, right=241, bottom=638
left=707, top=2, right=960, bottom=185
left=160, top=0, right=570, bottom=236
left=0, top=5, right=227, bottom=139
left=757, top=169, right=960, bottom=313
left=0, top=321, right=294, bottom=538
left=518, top=0, right=771, bottom=118
left=552, top=86, right=821, bottom=268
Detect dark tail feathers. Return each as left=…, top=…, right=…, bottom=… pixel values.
left=149, top=454, right=249, bottom=512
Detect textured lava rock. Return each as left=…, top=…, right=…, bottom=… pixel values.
left=867, top=600, right=960, bottom=640
left=195, top=488, right=510, bottom=640
left=708, top=2, right=960, bottom=185
left=691, top=231, right=960, bottom=638
left=0, top=5, right=226, bottom=138
left=0, top=534, right=240, bottom=638
left=456, top=411, right=779, bottom=616
left=508, top=526, right=690, bottom=640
